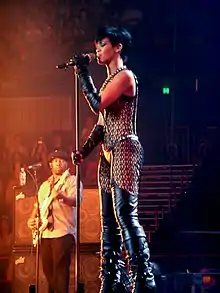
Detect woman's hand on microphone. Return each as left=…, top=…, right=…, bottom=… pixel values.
left=74, top=54, right=89, bottom=76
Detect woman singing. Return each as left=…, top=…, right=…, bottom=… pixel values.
left=73, top=26, right=156, bottom=293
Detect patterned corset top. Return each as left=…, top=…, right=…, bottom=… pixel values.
left=102, top=92, right=138, bottom=151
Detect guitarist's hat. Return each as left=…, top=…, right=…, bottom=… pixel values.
left=48, top=149, right=69, bottom=163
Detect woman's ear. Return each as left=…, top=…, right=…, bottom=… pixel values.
left=115, top=43, right=123, bottom=54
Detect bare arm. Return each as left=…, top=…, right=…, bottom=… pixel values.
left=99, top=70, right=135, bottom=110
left=78, top=66, right=136, bottom=114
left=27, top=202, right=38, bottom=229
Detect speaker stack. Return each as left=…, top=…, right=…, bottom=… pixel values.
left=12, top=187, right=101, bottom=293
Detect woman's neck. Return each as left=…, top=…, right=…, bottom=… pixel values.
left=106, top=59, right=124, bottom=76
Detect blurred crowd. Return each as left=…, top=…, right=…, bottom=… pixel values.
left=0, top=0, right=140, bottom=90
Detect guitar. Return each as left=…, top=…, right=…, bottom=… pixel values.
left=32, top=169, right=70, bottom=246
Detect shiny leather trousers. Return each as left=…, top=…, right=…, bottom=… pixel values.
left=99, top=181, right=156, bottom=293
left=100, top=188, right=131, bottom=293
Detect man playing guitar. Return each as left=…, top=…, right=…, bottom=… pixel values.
left=27, top=150, right=83, bottom=293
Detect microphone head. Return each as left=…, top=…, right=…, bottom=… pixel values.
left=80, top=53, right=96, bottom=66
left=56, top=52, right=96, bottom=69
left=87, top=53, right=96, bottom=62
left=56, top=63, right=68, bottom=69
left=28, top=162, right=42, bottom=170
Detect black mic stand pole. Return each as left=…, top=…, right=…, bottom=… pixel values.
left=34, top=169, right=40, bottom=293
left=73, top=69, right=85, bottom=293
left=28, top=169, right=40, bottom=293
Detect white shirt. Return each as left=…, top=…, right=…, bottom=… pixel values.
left=38, top=171, right=83, bottom=239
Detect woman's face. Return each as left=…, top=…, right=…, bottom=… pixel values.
left=95, top=38, right=121, bottom=65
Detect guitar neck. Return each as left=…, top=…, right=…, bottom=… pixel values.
left=40, top=170, right=69, bottom=215
left=53, top=170, right=69, bottom=192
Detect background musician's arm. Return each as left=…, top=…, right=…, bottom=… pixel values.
left=27, top=201, right=38, bottom=229
left=58, top=176, right=83, bottom=207
left=27, top=183, right=45, bottom=229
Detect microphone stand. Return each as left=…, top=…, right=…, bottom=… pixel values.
left=27, top=168, right=41, bottom=293
left=56, top=58, right=85, bottom=292
left=73, top=69, right=84, bottom=293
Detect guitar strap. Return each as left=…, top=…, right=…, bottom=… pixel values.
left=47, top=177, right=60, bottom=231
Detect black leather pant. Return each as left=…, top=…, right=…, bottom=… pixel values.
left=100, top=188, right=131, bottom=293
left=100, top=181, right=156, bottom=293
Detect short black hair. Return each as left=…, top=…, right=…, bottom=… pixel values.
left=95, top=26, right=132, bottom=62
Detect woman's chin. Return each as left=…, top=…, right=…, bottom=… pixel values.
left=97, top=58, right=105, bottom=66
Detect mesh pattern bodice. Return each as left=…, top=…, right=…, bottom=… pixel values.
left=98, top=72, right=143, bottom=194
left=102, top=77, right=138, bottom=151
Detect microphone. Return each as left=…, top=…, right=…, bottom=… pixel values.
left=27, top=162, right=42, bottom=170
left=56, top=53, right=96, bottom=69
